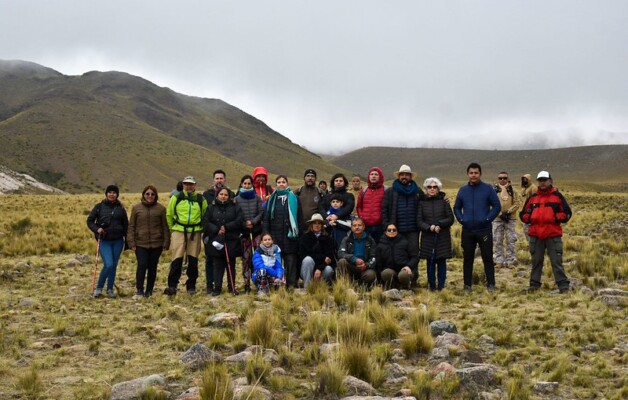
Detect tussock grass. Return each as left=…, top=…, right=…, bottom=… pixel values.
left=16, top=366, right=44, bottom=399
left=337, top=313, right=374, bottom=346
left=199, top=364, right=233, bottom=400
left=245, top=352, right=271, bottom=384
left=315, top=357, right=346, bottom=397
left=246, top=310, right=280, bottom=349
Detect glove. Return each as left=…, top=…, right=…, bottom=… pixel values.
left=500, top=212, right=510, bottom=222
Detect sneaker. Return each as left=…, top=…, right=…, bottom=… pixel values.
left=187, top=289, right=196, bottom=295
left=523, top=286, right=540, bottom=294
left=464, top=285, right=472, bottom=294
left=487, top=285, right=496, bottom=293
left=144, top=291, right=153, bottom=298
left=93, top=288, right=103, bottom=298
left=163, top=287, right=177, bottom=296
left=231, top=289, right=239, bottom=296
left=211, top=290, right=221, bottom=297
left=132, top=291, right=144, bottom=300
left=106, top=289, right=116, bottom=298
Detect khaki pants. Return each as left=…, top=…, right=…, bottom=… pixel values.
left=170, top=231, right=201, bottom=260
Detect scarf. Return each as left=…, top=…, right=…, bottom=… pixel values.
left=238, top=187, right=256, bottom=200
left=267, top=188, right=300, bottom=239
left=258, top=242, right=278, bottom=257
left=393, top=179, right=419, bottom=196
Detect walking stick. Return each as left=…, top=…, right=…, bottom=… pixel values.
left=90, top=235, right=101, bottom=295
left=224, top=243, right=238, bottom=295
left=428, top=233, right=439, bottom=289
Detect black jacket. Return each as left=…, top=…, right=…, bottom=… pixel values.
left=319, top=187, right=354, bottom=221
left=202, top=199, right=244, bottom=257
left=299, top=231, right=337, bottom=271
left=417, top=192, right=454, bottom=259
left=87, top=200, right=128, bottom=241
left=376, top=234, right=411, bottom=275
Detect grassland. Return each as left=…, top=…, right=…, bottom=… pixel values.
left=0, top=192, right=626, bottom=399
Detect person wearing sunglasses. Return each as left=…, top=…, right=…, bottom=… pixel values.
left=128, top=185, right=169, bottom=298
left=519, top=171, right=572, bottom=294
left=492, top=172, right=522, bottom=268
left=376, top=224, right=413, bottom=289
left=417, top=178, right=454, bottom=291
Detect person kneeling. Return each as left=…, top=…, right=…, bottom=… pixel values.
left=336, top=218, right=377, bottom=286
left=300, top=213, right=336, bottom=288
left=252, top=233, right=285, bottom=293
left=376, top=224, right=413, bottom=289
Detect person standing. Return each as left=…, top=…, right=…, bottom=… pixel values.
left=235, top=175, right=264, bottom=293
left=87, top=184, right=129, bottom=298
left=357, top=166, right=386, bottom=243
left=520, top=171, right=572, bottom=293
left=520, top=173, right=538, bottom=245
left=417, top=177, right=454, bottom=291
left=453, top=163, right=501, bottom=293
left=127, top=185, right=169, bottom=298
left=253, top=166, right=273, bottom=207
left=381, top=164, right=422, bottom=286
left=164, top=176, right=207, bottom=296
left=294, top=168, right=324, bottom=229
left=349, top=175, right=363, bottom=216
left=492, top=172, right=522, bottom=268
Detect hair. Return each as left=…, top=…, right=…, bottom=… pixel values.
left=329, top=193, right=344, bottom=204
left=466, top=162, right=482, bottom=173
left=142, top=185, right=159, bottom=201
left=176, top=181, right=183, bottom=191
left=217, top=187, right=231, bottom=197
left=423, top=177, right=443, bottom=190
left=275, top=174, right=289, bottom=183
left=239, top=174, right=254, bottom=187
left=330, top=173, right=348, bottom=188
left=499, top=171, right=508, bottom=176
left=385, top=223, right=397, bottom=233
left=260, top=232, right=273, bottom=241
left=213, top=169, right=226, bottom=178
left=318, top=180, right=327, bottom=186
left=307, top=221, right=328, bottom=235
left=351, top=217, right=365, bottom=228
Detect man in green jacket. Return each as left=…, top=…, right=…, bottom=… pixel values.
left=164, top=176, right=208, bottom=295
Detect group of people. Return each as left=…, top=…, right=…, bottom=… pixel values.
left=86, top=162, right=572, bottom=298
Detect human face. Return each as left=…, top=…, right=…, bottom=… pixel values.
left=183, top=182, right=196, bottom=193
left=241, top=178, right=252, bottom=189
left=106, top=191, right=118, bottom=202
left=537, top=178, right=551, bottom=190
left=143, top=190, right=156, bottom=203
left=261, top=234, right=273, bottom=247
left=368, top=170, right=380, bottom=184
left=398, top=172, right=412, bottom=185
left=217, top=189, right=230, bottom=202
left=497, top=174, right=509, bottom=185
left=319, top=182, right=327, bottom=191
left=385, top=224, right=398, bottom=238
left=425, top=182, right=439, bottom=197
left=334, top=177, right=345, bottom=189
left=304, top=173, right=316, bottom=186
left=311, top=221, right=323, bottom=233
left=276, top=177, right=288, bottom=190
left=351, top=219, right=365, bottom=236
left=255, top=174, right=267, bottom=183
left=351, top=177, right=361, bottom=190
left=467, top=168, right=481, bottom=184
left=214, top=173, right=225, bottom=188
left=330, top=199, right=343, bottom=209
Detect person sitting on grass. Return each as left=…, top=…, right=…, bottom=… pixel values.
left=252, top=232, right=285, bottom=293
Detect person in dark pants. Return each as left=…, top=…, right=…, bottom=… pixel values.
left=453, top=163, right=501, bottom=293
left=127, top=185, right=170, bottom=298
left=520, top=171, right=572, bottom=293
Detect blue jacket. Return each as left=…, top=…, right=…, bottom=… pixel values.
left=453, top=181, right=501, bottom=232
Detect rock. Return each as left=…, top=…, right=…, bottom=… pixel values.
left=233, top=385, right=272, bottom=400
left=386, top=363, right=407, bottom=379
left=479, top=389, right=503, bottom=399
left=19, top=297, right=36, bottom=307
left=207, top=312, right=239, bottom=326
left=432, top=362, right=456, bottom=378
left=225, top=350, right=253, bottom=363
left=434, top=332, right=466, bottom=348
left=429, top=320, right=457, bottom=336
left=428, top=347, right=450, bottom=361
left=263, top=348, right=279, bottom=364
left=533, top=381, right=559, bottom=393
left=383, top=289, right=403, bottom=301
left=459, top=350, right=484, bottom=364
left=595, top=288, right=627, bottom=297
left=579, top=286, right=594, bottom=296
left=583, top=344, right=599, bottom=352
left=110, top=374, right=166, bottom=400
left=233, top=377, right=248, bottom=386
left=75, top=254, right=92, bottom=264
left=391, top=348, right=405, bottom=362
left=272, top=367, right=286, bottom=375
left=66, top=259, right=81, bottom=267
left=175, top=387, right=200, bottom=400
left=180, top=343, right=222, bottom=371
left=456, top=364, right=497, bottom=388
left=343, top=375, right=377, bottom=396
left=320, top=343, right=340, bottom=356
left=15, top=261, right=32, bottom=269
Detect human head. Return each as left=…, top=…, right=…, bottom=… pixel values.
left=182, top=176, right=196, bottom=193
left=330, top=193, right=344, bottom=209
left=306, top=213, right=326, bottom=234
left=497, top=171, right=509, bottom=185
left=423, top=177, right=442, bottom=197
left=240, top=174, right=254, bottom=189
left=536, top=171, right=553, bottom=190
left=330, top=173, right=348, bottom=190
left=367, top=167, right=384, bottom=188
left=385, top=223, right=398, bottom=238
left=466, top=163, right=482, bottom=184
left=216, top=187, right=230, bottom=202
left=176, top=181, right=183, bottom=192
left=394, top=164, right=416, bottom=185
left=304, top=169, right=317, bottom=186
left=351, top=175, right=362, bottom=190
left=521, top=174, right=532, bottom=188
left=142, top=184, right=159, bottom=203
left=253, top=166, right=268, bottom=185
left=318, top=180, right=328, bottom=191
left=275, top=175, right=289, bottom=190
left=105, top=184, right=119, bottom=201
left=351, top=217, right=366, bottom=237
left=260, top=232, right=274, bottom=247
left=213, top=169, right=226, bottom=188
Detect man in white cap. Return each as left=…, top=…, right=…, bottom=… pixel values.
left=381, top=164, right=422, bottom=286
left=519, top=171, right=572, bottom=293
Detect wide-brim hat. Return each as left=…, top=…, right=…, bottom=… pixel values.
left=306, top=213, right=325, bottom=224
left=393, top=164, right=417, bottom=179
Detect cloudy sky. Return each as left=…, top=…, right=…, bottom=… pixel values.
left=2, top=0, right=627, bottom=153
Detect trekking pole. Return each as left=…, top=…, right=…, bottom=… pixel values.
left=246, top=232, right=256, bottom=288
left=224, top=244, right=238, bottom=295
left=90, top=235, right=101, bottom=295
left=429, top=233, right=439, bottom=289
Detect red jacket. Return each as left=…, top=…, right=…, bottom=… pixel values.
left=520, top=186, right=571, bottom=240
left=357, top=167, right=385, bottom=227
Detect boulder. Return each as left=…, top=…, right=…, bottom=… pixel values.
left=233, top=385, right=272, bottom=400
left=175, top=387, right=199, bottom=400
left=110, top=374, right=166, bottom=400
left=383, top=289, right=403, bottom=301
left=429, top=320, right=457, bottom=336
left=432, top=362, right=456, bottom=378
left=456, top=364, right=497, bottom=389
left=225, top=350, right=254, bottom=363
left=533, top=381, right=559, bottom=393
left=385, top=363, right=408, bottom=379
left=343, top=375, right=377, bottom=396
left=180, top=343, right=222, bottom=371
left=207, top=312, right=240, bottom=327
left=434, top=332, right=466, bottom=348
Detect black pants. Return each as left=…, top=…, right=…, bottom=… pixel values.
left=204, top=245, right=214, bottom=291
left=167, top=256, right=199, bottom=291
left=213, top=256, right=237, bottom=293
left=399, top=231, right=419, bottom=283
left=461, top=229, right=495, bottom=287
left=283, top=253, right=299, bottom=287
left=135, top=246, right=163, bottom=295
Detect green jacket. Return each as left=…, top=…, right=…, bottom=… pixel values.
left=166, top=191, right=208, bottom=232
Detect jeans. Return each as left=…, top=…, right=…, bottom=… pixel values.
left=300, top=256, right=335, bottom=288
left=425, top=257, right=447, bottom=290
left=135, top=246, right=163, bottom=295
left=97, top=239, right=124, bottom=291
left=461, top=229, right=495, bottom=287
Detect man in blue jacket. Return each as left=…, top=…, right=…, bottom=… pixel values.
left=454, top=163, right=501, bottom=293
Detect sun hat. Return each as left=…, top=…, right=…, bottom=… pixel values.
left=306, top=213, right=325, bottom=224
left=393, top=164, right=417, bottom=179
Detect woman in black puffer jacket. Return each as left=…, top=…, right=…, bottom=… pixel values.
left=203, top=188, right=244, bottom=296
left=376, top=224, right=413, bottom=289
left=417, top=177, right=454, bottom=291
left=235, top=175, right=264, bottom=292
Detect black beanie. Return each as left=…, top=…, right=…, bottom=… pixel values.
left=105, top=184, right=120, bottom=196
left=304, top=169, right=317, bottom=178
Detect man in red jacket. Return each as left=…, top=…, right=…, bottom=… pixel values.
left=519, top=171, right=572, bottom=293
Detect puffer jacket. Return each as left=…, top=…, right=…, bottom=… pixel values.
left=453, top=181, right=501, bottom=232
left=202, top=199, right=244, bottom=257
left=375, top=234, right=411, bottom=275
left=520, top=186, right=571, bottom=240
left=417, top=192, right=454, bottom=259
left=235, top=191, right=264, bottom=235
left=381, top=184, right=425, bottom=232
left=87, top=199, right=128, bottom=241
left=127, top=200, right=169, bottom=249
left=357, top=166, right=385, bottom=227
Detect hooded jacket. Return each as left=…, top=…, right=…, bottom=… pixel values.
left=520, top=186, right=571, bottom=240
left=166, top=191, right=208, bottom=233
left=128, top=195, right=169, bottom=249
left=253, top=166, right=274, bottom=203
left=520, top=174, right=538, bottom=202
left=357, top=166, right=385, bottom=227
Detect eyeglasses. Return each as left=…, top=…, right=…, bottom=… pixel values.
left=426, top=186, right=438, bottom=189
left=145, top=192, right=156, bottom=196
left=498, top=177, right=508, bottom=180
left=386, top=228, right=397, bottom=232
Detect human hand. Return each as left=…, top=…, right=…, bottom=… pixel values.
left=314, top=270, right=322, bottom=279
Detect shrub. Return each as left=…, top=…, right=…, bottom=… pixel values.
left=315, top=357, right=346, bottom=397
left=337, top=314, right=374, bottom=346
left=199, top=364, right=233, bottom=400
left=17, top=366, right=44, bottom=399
left=245, top=352, right=271, bottom=384
left=246, top=310, right=279, bottom=348
left=10, top=218, right=33, bottom=235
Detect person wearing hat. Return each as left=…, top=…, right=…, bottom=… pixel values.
left=253, top=166, right=274, bottom=207
left=453, top=163, right=501, bottom=293
left=299, top=213, right=337, bottom=288
left=164, top=176, right=208, bottom=296
left=294, top=168, right=324, bottom=229
left=86, top=184, right=129, bottom=298
left=381, top=164, right=422, bottom=286
left=356, top=166, right=386, bottom=243
left=519, top=171, right=572, bottom=293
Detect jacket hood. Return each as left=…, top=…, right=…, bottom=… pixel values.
left=367, top=167, right=385, bottom=189
left=522, top=174, right=532, bottom=180
left=253, top=167, right=268, bottom=179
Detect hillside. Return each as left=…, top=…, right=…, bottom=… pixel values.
left=0, top=60, right=345, bottom=193
left=330, top=145, right=628, bottom=192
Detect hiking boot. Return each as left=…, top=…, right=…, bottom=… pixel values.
left=106, top=289, right=116, bottom=298
left=244, top=284, right=251, bottom=294
left=523, top=286, right=540, bottom=294
left=163, top=287, right=177, bottom=296
left=93, top=288, right=103, bottom=298
left=554, top=288, right=570, bottom=294
left=211, top=290, right=221, bottom=297
left=132, top=291, right=144, bottom=300
left=487, top=285, right=496, bottom=293
left=464, top=285, right=472, bottom=294
left=144, top=291, right=153, bottom=298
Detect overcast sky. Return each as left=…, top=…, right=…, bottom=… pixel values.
left=2, top=0, right=627, bottom=153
